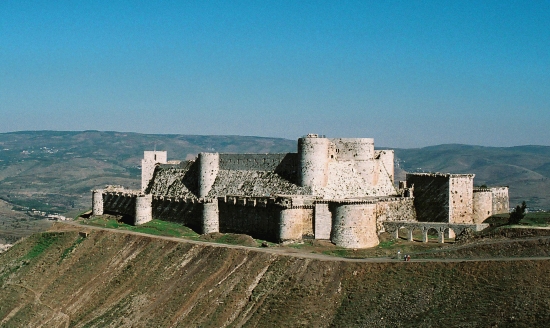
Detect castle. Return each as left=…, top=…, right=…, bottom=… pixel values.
left=92, top=134, right=509, bottom=248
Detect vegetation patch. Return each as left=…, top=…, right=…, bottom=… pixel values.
left=23, top=232, right=62, bottom=260
left=59, top=235, right=85, bottom=262
left=82, top=217, right=200, bottom=239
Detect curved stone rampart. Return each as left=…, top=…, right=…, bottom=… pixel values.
left=199, top=153, right=219, bottom=198
left=92, top=190, right=104, bottom=216
left=202, top=199, right=219, bottom=234
left=299, top=136, right=329, bottom=190
left=330, top=203, right=379, bottom=248
left=135, top=194, right=153, bottom=225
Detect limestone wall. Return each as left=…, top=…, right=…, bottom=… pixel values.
left=146, top=161, right=199, bottom=198
left=202, top=199, right=219, bottom=234
left=141, top=151, right=167, bottom=192
left=473, top=189, right=493, bottom=224
left=406, top=173, right=450, bottom=222
left=207, top=170, right=311, bottom=197
left=298, top=136, right=329, bottom=190
left=151, top=197, right=203, bottom=232
left=102, top=192, right=136, bottom=217
left=279, top=208, right=308, bottom=242
left=314, top=204, right=331, bottom=239
left=92, top=190, right=104, bottom=216
left=330, top=203, right=379, bottom=248
left=449, top=175, right=474, bottom=223
left=198, top=153, right=219, bottom=198
left=217, top=198, right=280, bottom=241
left=135, top=195, right=153, bottom=225
left=375, top=197, right=416, bottom=231
left=491, top=187, right=509, bottom=214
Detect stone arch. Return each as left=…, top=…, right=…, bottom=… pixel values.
left=444, top=227, right=456, bottom=239
left=407, top=226, right=421, bottom=242
left=424, top=227, right=439, bottom=243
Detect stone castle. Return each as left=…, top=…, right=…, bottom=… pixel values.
left=92, top=134, right=509, bottom=248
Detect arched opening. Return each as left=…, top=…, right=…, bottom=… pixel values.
left=444, top=227, right=456, bottom=240
left=426, top=227, right=439, bottom=243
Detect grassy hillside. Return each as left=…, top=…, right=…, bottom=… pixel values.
left=0, top=227, right=548, bottom=327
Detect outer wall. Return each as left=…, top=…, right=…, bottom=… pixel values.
left=473, top=191, right=493, bottom=224
left=298, top=137, right=329, bottom=189
left=406, top=174, right=450, bottom=222
left=330, top=203, right=379, bottom=248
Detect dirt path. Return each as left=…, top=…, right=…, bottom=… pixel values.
left=2, top=283, right=70, bottom=328
left=59, top=221, right=550, bottom=264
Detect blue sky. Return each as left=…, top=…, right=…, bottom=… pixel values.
left=1, top=1, right=549, bottom=148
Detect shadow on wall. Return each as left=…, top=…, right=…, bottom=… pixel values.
left=274, top=153, right=300, bottom=184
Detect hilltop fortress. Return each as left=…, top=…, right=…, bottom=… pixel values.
left=92, top=134, right=509, bottom=248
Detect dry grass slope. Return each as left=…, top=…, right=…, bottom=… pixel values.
left=0, top=226, right=549, bottom=327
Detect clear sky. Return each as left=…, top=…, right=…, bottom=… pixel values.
left=1, top=1, right=549, bottom=148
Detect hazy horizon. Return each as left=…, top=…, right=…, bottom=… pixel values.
left=1, top=1, right=549, bottom=148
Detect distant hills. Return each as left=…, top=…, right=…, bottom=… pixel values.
left=0, top=131, right=548, bottom=217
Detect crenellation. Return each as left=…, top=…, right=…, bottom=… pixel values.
left=93, top=134, right=509, bottom=248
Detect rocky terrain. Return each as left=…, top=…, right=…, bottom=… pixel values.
left=0, top=223, right=549, bottom=327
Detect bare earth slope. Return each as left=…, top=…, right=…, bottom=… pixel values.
left=0, top=224, right=549, bottom=327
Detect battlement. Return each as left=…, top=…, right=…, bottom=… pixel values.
left=92, top=134, right=507, bottom=249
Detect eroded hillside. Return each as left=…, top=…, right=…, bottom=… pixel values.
left=1, top=225, right=549, bottom=327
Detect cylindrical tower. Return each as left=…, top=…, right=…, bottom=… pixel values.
left=278, top=208, right=303, bottom=242
left=348, top=138, right=374, bottom=160
left=92, top=190, right=104, bottom=216
left=198, top=153, right=219, bottom=198
left=135, top=194, right=152, bottom=225
left=202, top=199, right=219, bottom=234
left=330, top=203, right=379, bottom=248
left=298, top=136, right=329, bottom=190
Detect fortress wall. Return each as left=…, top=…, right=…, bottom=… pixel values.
left=330, top=203, right=379, bottom=248
left=375, top=197, right=416, bottom=232
left=375, top=150, right=395, bottom=186
left=298, top=136, right=329, bottom=190
left=406, top=174, right=450, bottom=222
left=218, top=200, right=280, bottom=241
left=135, top=195, right=153, bottom=225
left=449, top=175, right=474, bottom=223
left=198, top=153, right=219, bottom=198
left=329, top=138, right=374, bottom=161
left=279, top=207, right=314, bottom=241
left=147, top=161, right=199, bottom=198
left=142, top=151, right=167, bottom=192
left=207, top=170, right=310, bottom=197
left=92, top=190, right=104, bottom=216
left=491, top=187, right=510, bottom=214
left=102, top=193, right=136, bottom=217
left=202, top=199, right=219, bottom=234
left=473, top=190, right=493, bottom=224
left=314, top=204, right=331, bottom=239
left=151, top=198, right=202, bottom=232
left=218, top=153, right=293, bottom=170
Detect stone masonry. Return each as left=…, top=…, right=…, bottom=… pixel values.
left=93, top=134, right=508, bottom=248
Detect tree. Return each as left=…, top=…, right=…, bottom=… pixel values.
left=509, top=201, right=527, bottom=225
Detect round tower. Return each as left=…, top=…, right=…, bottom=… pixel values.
left=92, top=190, right=104, bottom=216
left=202, top=199, right=219, bottom=234
left=135, top=194, right=152, bottom=225
left=348, top=138, right=374, bottom=160
left=330, top=203, right=379, bottom=248
left=198, top=152, right=220, bottom=198
left=298, top=135, right=329, bottom=190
